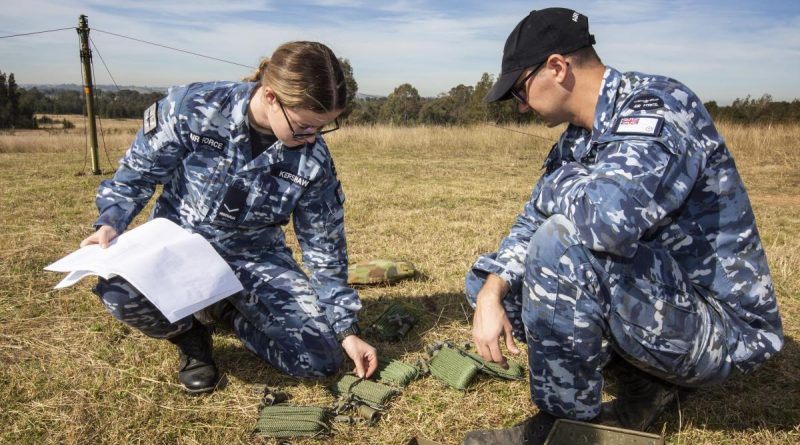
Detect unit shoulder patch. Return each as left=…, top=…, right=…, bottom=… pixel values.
left=614, top=116, right=664, bottom=136
left=143, top=102, right=158, bottom=135
left=629, top=94, right=664, bottom=111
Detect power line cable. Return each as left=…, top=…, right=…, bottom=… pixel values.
left=90, top=36, right=121, bottom=92
left=92, top=28, right=255, bottom=69
left=87, top=49, right=117, bottom=173
left=0, top=27, right=74, bottom=39
left=486, top=123, right=554, bottom=143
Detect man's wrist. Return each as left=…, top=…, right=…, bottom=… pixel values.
left=335, top=323, right=361, bottom=342
left=477, top=274, right=510, bottom=303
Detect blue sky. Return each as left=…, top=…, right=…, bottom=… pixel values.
left=1, top=0, right=798, bottom=104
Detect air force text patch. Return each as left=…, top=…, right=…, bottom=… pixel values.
left=188, top=132, right=225, bottom=151
left=614, top=116, right=664, bottom=136
left=143, top=102, right=158, bottom=135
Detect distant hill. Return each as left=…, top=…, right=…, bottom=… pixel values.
left=20, top=83, right=168, bottom=94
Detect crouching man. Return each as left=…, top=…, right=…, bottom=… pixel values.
left=464, top=7, right=783, bottom=444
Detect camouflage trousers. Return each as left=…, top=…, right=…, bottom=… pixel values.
left=94, top=251, right=343, bottom=379
left=466, top=215, right=732, bottom=420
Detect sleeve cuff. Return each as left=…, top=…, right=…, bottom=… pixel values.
left=94, top=209, right=130, bottom=236
left=334, top=323, right=361, bottom=342
left=472, top=254, right=523, bottom=295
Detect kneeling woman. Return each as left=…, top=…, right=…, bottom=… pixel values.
left=80, top=41, right=377, bottom=393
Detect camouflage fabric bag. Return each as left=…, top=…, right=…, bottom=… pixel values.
left=347, top=260, right=416, bottom=285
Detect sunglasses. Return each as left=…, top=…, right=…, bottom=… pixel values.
left=510, top=64, right=543, bottom=104
left=277, top=99, right=340, bottom=139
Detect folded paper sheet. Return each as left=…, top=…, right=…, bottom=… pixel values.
left=45, top=218, right=243, bottom=323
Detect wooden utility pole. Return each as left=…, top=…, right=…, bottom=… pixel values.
left=77, top=15, right=100, bottom=175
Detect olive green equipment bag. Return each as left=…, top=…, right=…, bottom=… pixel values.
left=426, top=342, right=524, bottom=390
left=364, top=302, right=419, bottom=342
left=330, top=374, right=399, bottom=409
left=254, top=405, right=330, bottom=438
left=374, top=357, right=420, bottom=387
left=253, top=388, right=330, bottom=438
left=463, top=349, right=524, bottom=380
left=329, top=359, right=419, bottom=425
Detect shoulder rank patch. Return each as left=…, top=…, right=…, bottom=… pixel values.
left=143, top=102, right=158, bottom=135
left=614, top=116, right=664, bottom=136
left=629, top=94, right=664, bottom=111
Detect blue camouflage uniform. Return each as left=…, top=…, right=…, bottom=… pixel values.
left=466, top=66, right=783, bottom=420
left=93, top=81, right=360, bottom=378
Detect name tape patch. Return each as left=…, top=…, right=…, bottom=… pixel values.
left=143, top=102, right=158, bottom=135
left=277, top=170, right=311, bottom=188
left=614, top=116, right=664, bottom=136
left=630, top=94, right=664, bottom=111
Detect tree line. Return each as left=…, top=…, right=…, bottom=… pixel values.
left=2, top=66, right=800, bottom=130
left=0, top=70, right=36, bottom=129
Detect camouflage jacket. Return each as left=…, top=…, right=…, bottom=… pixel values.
left=94, top=81, right=360, bottom=334
left=473, top=67, right=783, bottom=372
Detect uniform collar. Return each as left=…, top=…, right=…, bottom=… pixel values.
left=562, top=66, right=622, bottom=162
left=591, top=66, right=622, bottom=141
left=232, top=81, right=259, bottom=130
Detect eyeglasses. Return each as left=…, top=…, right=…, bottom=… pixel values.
left=277, top=99, right=340, bottom=139
left=510, top=64, right=542, bottom=104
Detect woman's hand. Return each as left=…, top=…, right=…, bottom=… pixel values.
left=80, top=225, right=119, bottom=248
left=340, top=335, right=378, bottom=379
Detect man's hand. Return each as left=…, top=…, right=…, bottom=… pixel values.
left=80, top=225, right=119, bottom=248
left=472, top=274, right=520, bottom=368
left=341, top=335, right=378, bottom=379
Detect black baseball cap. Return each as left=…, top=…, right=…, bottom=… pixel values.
left=485, top=8, right=596, bottom=103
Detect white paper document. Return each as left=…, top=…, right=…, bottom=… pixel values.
left=45, top=218, right=244, bottom=323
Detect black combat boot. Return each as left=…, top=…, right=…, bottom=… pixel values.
left=606, top=362, right=679, bottom=431
left=462, top=411, right=558, bottom=445
left=168, top=322, right=219, bottom=394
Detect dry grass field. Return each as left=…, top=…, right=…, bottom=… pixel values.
left=1, top=116, right=798, bottom=444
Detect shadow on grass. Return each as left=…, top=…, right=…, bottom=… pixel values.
left=657, top=334, right=800, bottom=435
left=208, top=290, right=473, bottom=388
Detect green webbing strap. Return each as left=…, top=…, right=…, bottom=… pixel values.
left=255, top=405, right=330, bottom=438
left=428, top=346, right=480, bottom=390
left=463, top=350, right=524, bottom=380
left=330, top=374, right=399, bottom=409
left=375, top=358, right=420, bottom=387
